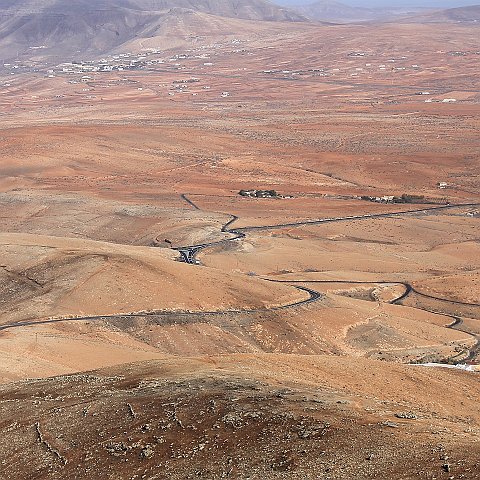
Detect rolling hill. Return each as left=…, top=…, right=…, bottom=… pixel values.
left=1, top=355, right=480, bottom=479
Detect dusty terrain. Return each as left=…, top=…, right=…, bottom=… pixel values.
left=0, top=13, right=479, bottom=480
left=1, top=355, right=480, bottom=479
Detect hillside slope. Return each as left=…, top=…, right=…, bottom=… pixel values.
left=0, top=0, right=306, bottom=60
left=1, top=355, right=479, bottom=479
left=0, top=0, right=305, bottom=20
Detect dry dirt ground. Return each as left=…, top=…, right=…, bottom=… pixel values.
left=1, top=355, right=480, bottom=480
left=0, top=20, right=479, bottom=479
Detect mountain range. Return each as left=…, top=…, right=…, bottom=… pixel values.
left=0, top=0, right=305, bottom=20
left=0, top=0, right=305, bottom=61
left=0, top=1, right=478, bottom=62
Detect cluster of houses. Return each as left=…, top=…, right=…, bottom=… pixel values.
left=44, top=37, right=247, bottom=80
left=259, top=53, right=426, bottom=82
left=26, top=41, right=240, bottom=100
left=361, top=195, right=396, bottom=203
left=56, top=51, right=162, bottom=76
left=239, top=189, right=279, bottom=198
left=348, top=52, right=368, bottom=57
left=2, top=60, right=40, bottom=74
left=261, top=67, right=329, bottom=78
left=424, top=98, right=458, bottom=104
left=448, top=51, right=480, bottom=56
left=40, top=48, right=210, bottom=79
left=361, top=194, right=427, bottom=204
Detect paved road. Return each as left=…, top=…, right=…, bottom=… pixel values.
left=174, top=202, right=480, bottom=265
left=1, top=198, right=478, bottom=364
left=411, top=287, right=480, bottom=308
left=263, top=277, right=479, bottom=361
left=438, top=315, right=479, bottom=363
left=236, top=203, right=480, bottom=232
left=262, top=278, right=480, bottom=308
left=0, top=286, right=321, bottom=333
left=173, top=214, right=245, bottom=264
left=180, top=194, right=200, bottom=210
left=265, top=278, right=479, bottom=363
left=263, top=278, right=412, bottom=305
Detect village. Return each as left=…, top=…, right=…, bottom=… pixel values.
left=1, top=34, right=476, bottom=107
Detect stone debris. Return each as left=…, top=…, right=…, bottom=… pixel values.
left=127, top=403, right=137, bottom=419
left=105, top=442, right=132, bottom=456
left=141, top=445, right=155, bottom=459
left=394, top=412, right=418, bottom=420
left=34, top=422, right=67, bottom=466
left=381, top=421, right=400, bottom=428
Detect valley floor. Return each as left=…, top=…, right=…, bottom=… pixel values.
left=0, top=19, right=479, bottom=479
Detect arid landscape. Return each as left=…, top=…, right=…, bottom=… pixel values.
left=0, top=0, right=479, bottom=478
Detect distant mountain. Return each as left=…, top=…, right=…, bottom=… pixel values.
left=292, top=0, right=377, bottom=22
left=128, top=0, right=306, bottom=21
left=0, top=0, right=306, bottom=61
left=0, top=0, right=305, bottom=20
left=275, top=0, right=432, bottom=24
left=404, top=4, right=480, bottom=23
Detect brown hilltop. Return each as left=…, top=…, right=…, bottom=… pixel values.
left=0, top=355, right=479, bottom=479
left=127, top=0, right=307, bottom=21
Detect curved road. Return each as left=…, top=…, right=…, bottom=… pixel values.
left=1, top=196, right=478, bottom=363
left=263, top=278, right=412, bottom=305
left=263, top=278, right=479, bottom=362
left=0, top=286, right=321, bottom=333
left=174, top=200, right=480, bottom=266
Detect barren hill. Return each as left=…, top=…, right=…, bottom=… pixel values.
left=0, top=0, right=306, bottom=61
left=291, top=0, right=376, bottom=23
left=401, top=4, right=480, bottom=24
left=275, top=0, right=433, bottom=24
left=0, top=0, right=305, bottom=20
left=1, top=355, right=479, bottom=479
